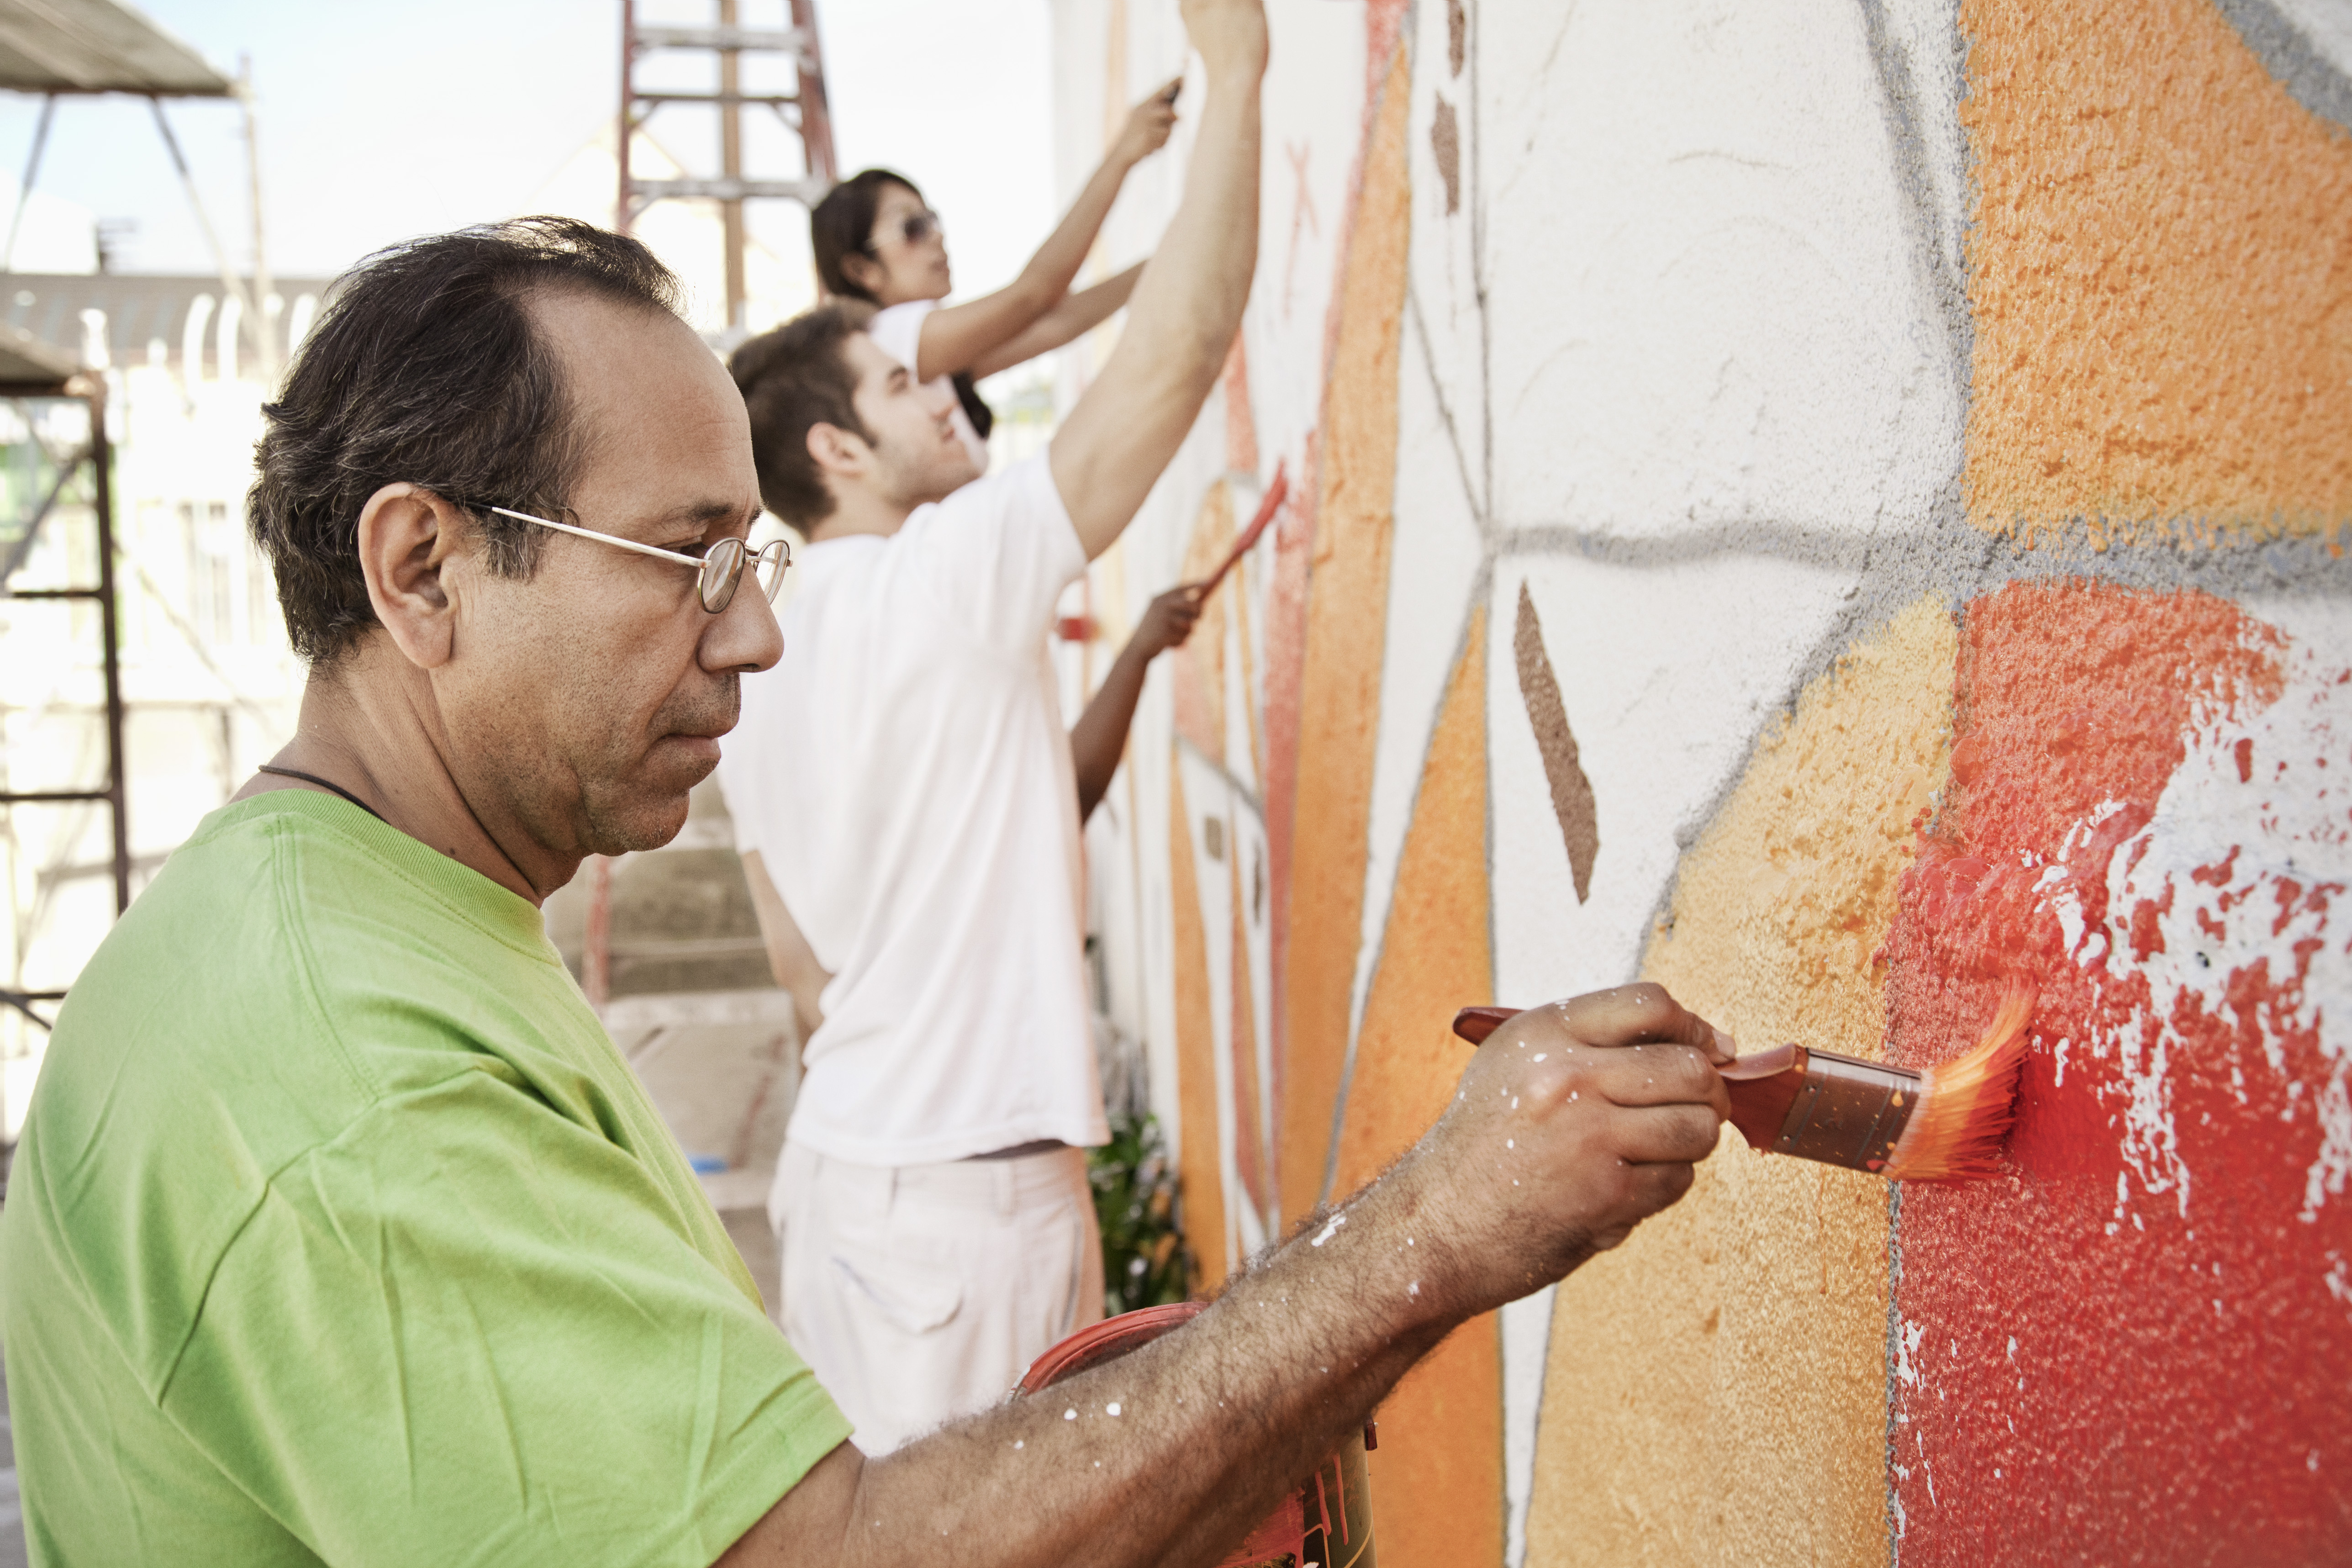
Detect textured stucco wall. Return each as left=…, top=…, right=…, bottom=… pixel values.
left=1047, top=0, right=2352, bottom=1563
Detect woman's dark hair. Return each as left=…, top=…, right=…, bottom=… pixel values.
left=248, top=216, right=682, bottom=664
left=810, top=168, right=922, bottom=303
left=729, top=304, right=872, bottom=530
left=807, top=168, right=996, bottom=442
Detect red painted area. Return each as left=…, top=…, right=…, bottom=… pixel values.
left=1884, top=581, right=2351, bottom=1563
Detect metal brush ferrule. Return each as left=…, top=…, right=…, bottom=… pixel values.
left=1773, top=1048, right=1922, bottom=1172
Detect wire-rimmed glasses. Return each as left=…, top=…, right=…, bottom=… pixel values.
left=489, top=505, right=790, bottom=614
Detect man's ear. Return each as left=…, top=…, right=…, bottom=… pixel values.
left=806, top=421, right=870, bottom=481
left=355, top=482, right=468, bottom=670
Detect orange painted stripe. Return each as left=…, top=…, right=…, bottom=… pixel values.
left=1277, top=41, right=1415, bottom=1226
left=1167, top=756, right=1228, bottom=1292
left=1330, top=607, right=1503, bottom=1568
left=1175, top=484, right=1234, bottom=765
left=1963, top=0, right=2352, bottom=538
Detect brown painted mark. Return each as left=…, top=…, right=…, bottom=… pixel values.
left=1963, top=0, right=2352, bottom=539
left=1174, top=484, right=1234, bottom=765
left=1167, top=756, right=1228, bottom=1292
left=1512, top=582, right=1599, bottom=903
left=1279, top=45, right=1414, bottom=1227
left=1447, top=0, right=1467, bottom=77
left=1328, top=606, right=1501, bottom=1568
left=1527, top=599, right=1958, bottom=1568
left=1430, top=97, right=1461, bottom=216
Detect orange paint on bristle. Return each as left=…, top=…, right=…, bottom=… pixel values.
left=1883, top=987, right=2035, bottom=1183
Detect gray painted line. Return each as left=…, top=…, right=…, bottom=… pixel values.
left=1407, top=283, right=1490, bottom=521
left=2214, top=0, right=2352, bottom=134
left=1852, top=0, right=1974, bottom=415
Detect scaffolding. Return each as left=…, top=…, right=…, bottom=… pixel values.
left=618, top=0, right=838, bottom=335
left=0, top=339, right=118, bottom=1031
left=0, top=0, right=242, bottom=1051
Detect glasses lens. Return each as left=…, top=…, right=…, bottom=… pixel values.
left=752, top=539, right=791, bottom=603
left=699, top=537, right=745, bottom=614
left=903, top=211, right=939, bottom=245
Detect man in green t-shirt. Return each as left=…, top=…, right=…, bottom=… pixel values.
left=0, top=2, right=1733, bottom=1563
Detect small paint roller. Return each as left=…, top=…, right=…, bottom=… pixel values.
left=1450, top=987, right=2034, bottom=1182
left=1193, top=460, right=1288, bottom=598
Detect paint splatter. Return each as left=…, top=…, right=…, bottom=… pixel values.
left=1513, top=582, right=1599, bottom=903
left=1886, top=581, right=2352, bottom=1565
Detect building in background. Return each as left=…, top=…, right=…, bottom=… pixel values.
left=1046, top=2, right=2352, bottom=1565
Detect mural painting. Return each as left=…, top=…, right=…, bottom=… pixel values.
left=1048, top=0, right=2352, bottom=1561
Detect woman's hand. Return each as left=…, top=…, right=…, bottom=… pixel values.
left=1112, top=79, right=1182, bottom=168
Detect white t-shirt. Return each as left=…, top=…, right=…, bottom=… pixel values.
left=866, top=299, right=992, bottom=472
left=718, top=454, right=1106, bottom=1167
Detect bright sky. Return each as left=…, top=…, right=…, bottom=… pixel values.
left=0, top=0, right=1059, bottom=298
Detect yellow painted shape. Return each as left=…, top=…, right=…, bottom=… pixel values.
left=1526, top=600, right=1959, bottom=1568
left=1329, top=607, right=1502, bottom=1568
left=1167, top=756, right=1228, bottom=1292
left=1963, top=0, right=2352, bottom=540
left=1279, top=42, right=1414, bottom=1225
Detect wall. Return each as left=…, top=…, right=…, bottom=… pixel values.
left=1048, top=1, right=2352, bottom=1563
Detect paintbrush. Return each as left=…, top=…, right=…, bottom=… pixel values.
left=1195, top=460, right=1288, bottom=598
left=1450, top=988, right=2034, bottom=1182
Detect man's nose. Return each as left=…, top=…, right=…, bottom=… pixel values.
left=705, top=578, right=784, bottom=674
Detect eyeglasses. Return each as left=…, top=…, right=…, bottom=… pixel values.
left=489, top=506, right=790, bottom=614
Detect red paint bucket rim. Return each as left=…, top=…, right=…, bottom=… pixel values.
left=1017, top=1300, right=1206, bottom=1394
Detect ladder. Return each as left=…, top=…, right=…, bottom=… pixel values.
left=617, top=0, right=839, bottom=335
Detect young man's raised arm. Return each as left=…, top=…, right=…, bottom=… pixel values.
left=1050, top=0, right=1266, bottom=561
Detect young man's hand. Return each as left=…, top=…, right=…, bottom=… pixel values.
left=1130, top=584, right=1204, bottom=658
left=1113, top=79, right=1182, bottom=168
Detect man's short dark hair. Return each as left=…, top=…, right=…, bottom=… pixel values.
left=729, top=305, right=873, bottom=530
left=250, top=216, right=683, bottom=663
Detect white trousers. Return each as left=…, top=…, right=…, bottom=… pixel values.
left=774, top=1139, right=1103, bottom=1455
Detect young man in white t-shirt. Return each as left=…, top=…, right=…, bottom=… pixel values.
left=716, top=53, right=1264, bottom=1453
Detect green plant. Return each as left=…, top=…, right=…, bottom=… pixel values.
left=1088, top=1112, right=1192, bottom=1315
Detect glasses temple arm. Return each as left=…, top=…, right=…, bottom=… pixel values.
left=489, top=506, right=706, bottom=567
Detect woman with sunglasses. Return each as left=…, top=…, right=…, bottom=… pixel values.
left=808, top=79, right=1182, bottom=471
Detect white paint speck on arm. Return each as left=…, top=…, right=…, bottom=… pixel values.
left=1311, top=1214, right=1347, bottom=1246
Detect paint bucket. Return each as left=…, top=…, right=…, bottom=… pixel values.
left=1017, top=1300, right=1377, bottom=1568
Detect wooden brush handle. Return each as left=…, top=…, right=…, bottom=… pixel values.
left=1448, top=1005, right=1802, bottom=1151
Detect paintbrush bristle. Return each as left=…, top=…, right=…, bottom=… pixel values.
left=1882, top=987, right=2035, bottom=1183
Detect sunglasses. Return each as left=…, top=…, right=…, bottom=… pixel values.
left=875, top=208, right=942, bottom=249
left=489, top=506, right=791, bottom=614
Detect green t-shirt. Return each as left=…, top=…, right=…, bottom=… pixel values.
left=0, top=791, right=849, bottom=1566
